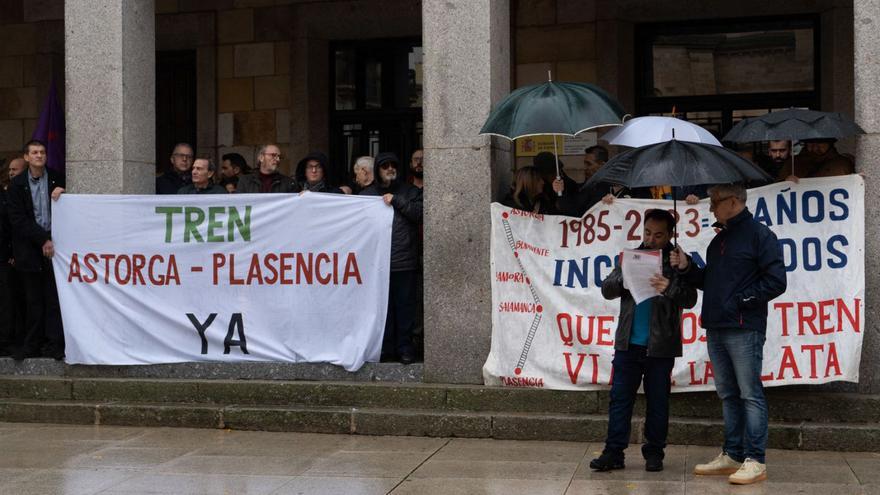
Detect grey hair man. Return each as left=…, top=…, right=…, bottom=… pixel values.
left=236, top=144, right=299, bottom=194
left=670, top=183, right=786, bottom=485
left=178, top=157, right=226, bottom=194
left=353, top=156, right=374, bottom=191
left=156, top=143, right=194, bottom=194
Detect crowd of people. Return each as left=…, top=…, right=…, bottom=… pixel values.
left=0, top=140, right=426, bottom=365
left=503, top=138, right=856, bottom=217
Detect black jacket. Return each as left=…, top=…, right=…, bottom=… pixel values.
left=0, top=189, right=11, bottom=263
left=602, top=244, right=698, bottom=358
left=680, top=208, right=787, bottom=331
left=236, top=172, right=299, bottom=194
left=156, top=171, right=191, bottom=195
left=501, top=191, right=555, bottom=214
left=178, top=183, right=227, bottom=194
left=6, top=169, right=64, bottom=272
left=360, top=152, right=423, bottom=272
left=295, top=152, right=345, bottom=194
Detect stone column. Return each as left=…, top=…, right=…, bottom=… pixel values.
left=422, top=0, right=512, bottom=383
left=854, top=0, right=880, bottom=394
left=65, top=0, right=155, bottom=194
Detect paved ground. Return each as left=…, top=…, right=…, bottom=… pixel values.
left=0, top=422, right=877, bottom=494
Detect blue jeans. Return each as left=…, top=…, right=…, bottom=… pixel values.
left=604, top=345, right=675, bottom=460
left=706, top=329, right=768, bottom=464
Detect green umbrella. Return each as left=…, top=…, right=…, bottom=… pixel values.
left=480, top=75, right=626, bottom=193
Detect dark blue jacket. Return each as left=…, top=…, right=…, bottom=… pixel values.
left=680, top=208, right=786, bottom=331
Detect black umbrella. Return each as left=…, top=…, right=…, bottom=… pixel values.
left=583, top=139, right=772, bottom=243
left=722, top=108, right=864, bottom=143
left=722, top=108, right=864, bottom=179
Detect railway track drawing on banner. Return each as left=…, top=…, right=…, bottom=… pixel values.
left=500, top=210, right=543, bottom=376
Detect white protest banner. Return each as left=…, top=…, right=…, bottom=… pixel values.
left=51, top=192, right=393, bottom=371
left=485, top=176, right=864, bottom=391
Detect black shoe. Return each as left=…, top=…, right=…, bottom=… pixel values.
left=589, top=453, right=625, bottom=471
left=43, top=346, right=65, bottom=361
left=12, top=348, right=40, bottom=362
left=645, top=456, right=664, bottom=472
left=399, top=352, right=415, bottom=365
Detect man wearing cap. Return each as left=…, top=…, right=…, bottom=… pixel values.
left=360, top=152, right=423, bottom=364
left=533, top=151, right=576, bottom=214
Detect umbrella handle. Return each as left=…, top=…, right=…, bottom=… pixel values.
left=554, top=136, right=563, bottom=197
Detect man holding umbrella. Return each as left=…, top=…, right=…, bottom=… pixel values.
left=670, top=183, right=787, bottom=485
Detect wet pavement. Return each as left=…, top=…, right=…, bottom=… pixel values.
left=0, top=422, right=877, bottom=494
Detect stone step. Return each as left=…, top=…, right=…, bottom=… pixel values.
left=1, top=375, right=878, bottom=424
left=0, top=398, right=876, bottom=451
left=0, top=357, right=423, bottom=382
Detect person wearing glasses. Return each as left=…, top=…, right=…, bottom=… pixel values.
left=156, top=143, right=194, bottom=194
left=670, top=183, right=787, bottom=485
left=360, top=152, right=423, bottom=364
left=294, top=152, right=351, bottom=194
left=236, top=144, right=299, bottom=194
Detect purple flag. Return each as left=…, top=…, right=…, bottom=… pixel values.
left=31, top=80, right=65, bottom=173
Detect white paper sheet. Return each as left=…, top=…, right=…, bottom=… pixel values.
left=621, top=248, right=662, bottom=304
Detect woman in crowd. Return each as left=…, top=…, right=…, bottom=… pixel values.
left=502, top=166, right=555, bottom=214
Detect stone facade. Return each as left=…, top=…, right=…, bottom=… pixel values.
left=0, top=0, right=876, bottom=394
left=0, top=3, right=63, bottom=163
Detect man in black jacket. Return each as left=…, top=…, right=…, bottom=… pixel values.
left=360, top=152, right=423, bottom=364
left=590, top=209, right=697, bottom=473
left=177, top=158, right=226, bottom=194
left=670, top=183, right=786, bottom=485
left=237, top=144, right=299, bottom=194
left=156, top=143, right=194, bottom=194
left=6, top=140, right=65, bottom=360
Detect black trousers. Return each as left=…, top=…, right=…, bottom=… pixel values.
left=604, top=345, right=675, bottom=460
left=21, top=261, right=64, bottom=354
left=0, top=264, right=12, bottom=351
left=383, top=269, right=417, bottom=357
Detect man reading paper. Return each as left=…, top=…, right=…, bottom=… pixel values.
left=590, top=209, right=697, bottom=473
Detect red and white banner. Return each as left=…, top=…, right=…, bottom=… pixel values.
left=484, top=176, right=865, bottom=391
left=51, top=192, right=393, bottom=371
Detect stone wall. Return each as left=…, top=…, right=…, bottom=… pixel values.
left=513, top=0, right=600, bottom=174
left=154, top=1, right=293, bottom=174
left=0, top=0, right=63, bottom=164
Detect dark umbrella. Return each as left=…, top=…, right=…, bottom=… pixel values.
left=722, top=108, right=864, bottom=143
left=583, top=139, right=772, bottom=243
left=480, top=76, right=626, bottom=195
left=480, top=80, right=626, bottom=139
left=723, top=108, right=864, bottom=178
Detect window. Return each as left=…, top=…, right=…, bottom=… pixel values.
left=636, top=16, right=820, bottom=139
left=329, top=39, right=423, bottom=182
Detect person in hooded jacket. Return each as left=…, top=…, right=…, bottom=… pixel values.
left=295, top=152, right=351, bottom=194
left=360, top=152, right=423, bottom=364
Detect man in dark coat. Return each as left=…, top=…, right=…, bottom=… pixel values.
left=671, top=183, right=787, bottom=485
left=237, top=144, right=299, bottom=194
left=156, top=143, right=194, bottom=194
left=295, top=151, right=350, bottom=194
left=6, top=140, right=65, bottom=360
left=590, top=209, right=697, bottom=473
left=0, top=158, right=27, bottom=355
left=360, top=152, right=423, bottom=363
left=178, top=158, right=227, bottom=194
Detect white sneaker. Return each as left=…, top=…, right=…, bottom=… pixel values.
left=693, top=452, right=742, bottom=475
left=728, top=458, right=767, bottom=485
